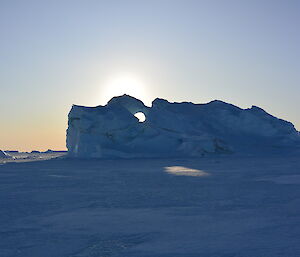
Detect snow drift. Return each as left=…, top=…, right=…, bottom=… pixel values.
left=66, top=95, right=300, bottom=158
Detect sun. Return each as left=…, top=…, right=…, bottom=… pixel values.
left=100, top=72, right=150, bottom=106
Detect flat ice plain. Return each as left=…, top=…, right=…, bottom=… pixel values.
left=1, top=152, right=300, bottom=257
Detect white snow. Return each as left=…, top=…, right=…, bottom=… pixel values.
left=0, top=152, right=300, bottom=256
left=67, top=95, right=300, bottom=158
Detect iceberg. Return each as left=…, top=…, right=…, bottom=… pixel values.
left=66, top=95, right=300, bottom=158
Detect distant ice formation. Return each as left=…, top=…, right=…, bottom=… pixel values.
left=66, top=95, right=300, bottom=158
left=31, top=150, right=41, bottom=154
left=0, top=150, right=10, bottom=159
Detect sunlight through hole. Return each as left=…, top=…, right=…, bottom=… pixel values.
left=134, top=112, right=146, bottom=122
left=165, top=166, right=210, bottom=177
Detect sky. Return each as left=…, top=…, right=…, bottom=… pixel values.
left=0, top=0, right=299, bottom=151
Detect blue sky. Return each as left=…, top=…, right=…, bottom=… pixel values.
left=0, top=0, right=299, bottom=151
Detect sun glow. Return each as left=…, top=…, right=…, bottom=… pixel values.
left=100, top=72, right=150, bottom=106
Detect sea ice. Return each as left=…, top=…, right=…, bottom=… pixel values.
left=0, top=154, right=300, bottom=256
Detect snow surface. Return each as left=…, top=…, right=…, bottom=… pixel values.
left=0, top=152, right=300, bottom=256
left=67, top=95, right=300, bottom=158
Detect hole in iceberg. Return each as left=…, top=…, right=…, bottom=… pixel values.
left=134, top=112, right=146, bottom=122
